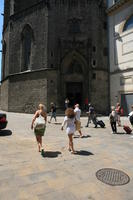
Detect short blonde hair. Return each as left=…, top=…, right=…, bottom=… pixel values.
left=38, top=103, right=45, bottom=110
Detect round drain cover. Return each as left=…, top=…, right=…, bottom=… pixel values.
left=96, top=168, right=130, bottom=186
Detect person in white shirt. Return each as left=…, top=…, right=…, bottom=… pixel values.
left=128, top=105, right=133, bottom=127
left=109, top=106, right=118, bottom=134
left=61, top=108, right=76, bottom=154
left=74, top=104, right=83, bottom=138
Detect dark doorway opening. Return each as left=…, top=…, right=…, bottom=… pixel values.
left=121, top=93, right=133, bottom=116
left=66, top=82, right=83, bottom=107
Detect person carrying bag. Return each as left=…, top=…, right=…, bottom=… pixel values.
left=34, top=114, right=46, bottom=135
left=31, top=104, right=47, bottom=153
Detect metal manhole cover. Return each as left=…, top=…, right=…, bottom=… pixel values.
left=96, top=168, right=130, bottom=186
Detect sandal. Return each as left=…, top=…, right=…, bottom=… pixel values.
left=71, top=151, right=76, bottom=154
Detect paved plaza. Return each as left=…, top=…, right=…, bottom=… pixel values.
left=0, top=111, right=133, bottom=200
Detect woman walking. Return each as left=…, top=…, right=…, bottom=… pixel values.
left=61, top=108, right=76, bottom=154
left=31, top=104, right=47, bottom=153
left=116, top=102, right=121, bottom=126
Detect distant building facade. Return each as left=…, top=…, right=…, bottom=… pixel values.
left=107, top=0, right=133, bottom=115
left=1, top=0, right=109, bottom=113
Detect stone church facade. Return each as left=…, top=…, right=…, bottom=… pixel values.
left=1, top=0, right=109, bottom=113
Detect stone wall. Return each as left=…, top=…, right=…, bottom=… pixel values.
left=0, top=79, right=9, bottom=111
left=1, top=69, right=58, bottom=113
left=48, top=0, right=108, bottom=71
left=108, top=1, right=133, bottom=113
left=8, top=3, right=48, bottom=75
left=2, top=0, right=109, bottom=114
left=3, top=0, right=10, bottom=28
left=91, top=70, right=109, bottom=114
left=14, top=0, right=41, bottom=13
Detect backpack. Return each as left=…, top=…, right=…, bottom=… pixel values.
left=97, top=120, right=105, bottom=128
left=34, top=115, right=46, bottom=130
left=110, top=114, right=115, bottom=123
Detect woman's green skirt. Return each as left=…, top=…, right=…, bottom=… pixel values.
left=34, top=125, right=46, bottom=136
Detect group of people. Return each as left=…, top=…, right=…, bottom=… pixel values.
left=109, top=103, right=133, bottom=134
left=31, top=103, right=83, bottom=154
left=31, top=102, right=133, bottom=154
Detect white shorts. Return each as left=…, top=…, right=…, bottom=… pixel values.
left=66, top=127, right=75, bottom=135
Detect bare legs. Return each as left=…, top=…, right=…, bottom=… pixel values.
left=36, top=135, right=43, bottom=152
left=78, top=130, right=83, bottom=138
left=68, top=134, right=75, bottom=153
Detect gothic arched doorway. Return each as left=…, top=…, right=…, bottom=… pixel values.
left=60, top=51, right=89, bottom=108
left=66, top=82, right=83, bottom=107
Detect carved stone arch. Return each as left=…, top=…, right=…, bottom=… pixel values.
left=20, top=24, right=34, bottom=72
left=123, top=15, right=133, bottom=32
left=21, top=24, right=34, bottom=41
left=61, top=50, right=88, bottom=74
left=119, top=14, right=133, bottom=34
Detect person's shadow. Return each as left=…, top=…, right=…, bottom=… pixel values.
left=115, top=132, right=125, bottom=135
left=75, top=150, right=94, bottom=156
left=41, top=151, right=61, bottom=158
left=74, top=135, right=91, bottom=139
left=0, top=130, right=12, bottom=136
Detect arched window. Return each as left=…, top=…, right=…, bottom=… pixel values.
left=2, top=41, right=6, bottom=79
left=67, top=60, right=83, bottom=74
left=68, top=18, right=81, bottom=34
left=123, top=16, right=133, bottom=32
left=21, top=25, right=34, bottom=72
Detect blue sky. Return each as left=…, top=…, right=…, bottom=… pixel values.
left=0, top=0, right=4, bottom=81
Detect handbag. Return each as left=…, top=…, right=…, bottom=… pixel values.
left=34, top=115, right=46, bottom=130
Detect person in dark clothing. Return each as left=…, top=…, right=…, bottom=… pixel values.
left=85, top=104, right=97, bottom=128
left=65, top=98, right=70, bottom=110
left=49, top=102, right=57, bottom=123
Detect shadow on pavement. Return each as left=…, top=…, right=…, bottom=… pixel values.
left=41, top=151, right=61, bottom=158
left=116, top=132, right=126, bottom=135
left=0, top=130, right=12, bottom=136
left=74, top=135, right=91, bottom=139
left=75, top=150, right=94, bottom=156
left=54, top=122, right=62, bottom=125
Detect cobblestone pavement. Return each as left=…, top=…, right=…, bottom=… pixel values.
left=0, top=112, right=133, bottom=200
